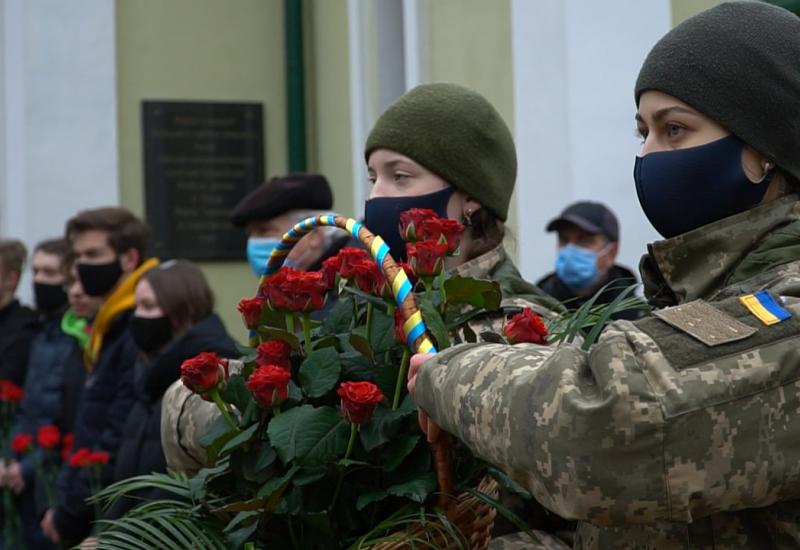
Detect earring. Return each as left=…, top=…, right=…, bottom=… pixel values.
left=463, top=209, right=473, bottom=227
left=763, top=162, right=773, bottom=178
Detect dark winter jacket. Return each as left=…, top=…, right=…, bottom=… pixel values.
left=11, top=312, right=78, bottom=484
left=106, top=313, right=237, bottom=520
left=0, top=299, right=40, bottom=385
left=52, top=309, right=137, bottom=545
left=537, top=264, right=646, bottom=321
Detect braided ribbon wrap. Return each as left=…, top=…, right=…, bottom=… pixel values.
left=258, top=214, right=455, bottom=511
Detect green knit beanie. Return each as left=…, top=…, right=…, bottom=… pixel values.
left=365, top=83, right=517, bottom=221
left=635, top=1, right=800, bottom=182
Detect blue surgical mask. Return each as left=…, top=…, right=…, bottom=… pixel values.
left=555, top=245, right=603, bottom=289
left=634, top=135, right=772, bottom=239
left=363, top=187, right=455, bottom=262
left=247, top=237, right=280, bottom=276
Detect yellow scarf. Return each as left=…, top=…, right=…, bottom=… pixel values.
left=84, top=258, right=159, bottom=369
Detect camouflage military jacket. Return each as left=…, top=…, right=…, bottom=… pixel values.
left=161, top=244, right=555, bottom=472
left=416, top=195, right=800, bottom=549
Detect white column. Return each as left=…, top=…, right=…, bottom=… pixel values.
left=347, top=0, right=372, bottom=217
left=402, top=0, right=429, bottom=89
left=511, top=0, right=670, bottom=283
left=0, top=0, right=119, bottom=304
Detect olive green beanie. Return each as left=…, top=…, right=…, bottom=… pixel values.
left=635, top=1, right=800, bottom=182
left=364, top=83, right=517, bottom=221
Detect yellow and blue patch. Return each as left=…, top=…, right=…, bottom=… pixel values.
left=739, top=290, right=792, bottom=326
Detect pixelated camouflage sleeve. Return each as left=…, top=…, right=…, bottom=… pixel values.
left=415, top=315, right=800, bottom=526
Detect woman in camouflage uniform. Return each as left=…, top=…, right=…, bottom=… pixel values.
left=410, top=3, right=800, bottom=549
left=161, top=85, right=558, bottom=510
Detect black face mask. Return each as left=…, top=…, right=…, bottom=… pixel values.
left=34, top=282, right=68, bottom=313
left=77, top=260, right=123, bottom=297
left=129, top=315, right=173, bottom=355
left=363, top=187, right=455, bottom=262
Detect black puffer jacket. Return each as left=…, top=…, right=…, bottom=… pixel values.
left=106, top=314, right=238, bottom=519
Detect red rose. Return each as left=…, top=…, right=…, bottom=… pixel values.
left=256, top=340, right=292, bottom=370
left=11, top=433, right=33, bottom=454
left=237, top=296, right=266, bottom=329
left=394, top=309, right=407, bottom=345
left=181, top=352, right=228, bottom=397
left=37, top=425, right=61, bottom=449
left=261, top=268, right=328, bottom=312
left=417, top=218, right=465, bottom=254
left=88, top=451, right=110, bottom=465
left=399, top=208, right=438, bottom=242
left=504, top=308, right=549, bottom=345
left=350, top=259, right=384, bottom=296
left=68, top=447, right=92, bottom=468
left=62, top=433, right=74, bottom=461
left=406, top=240, right=448, bottom=277
left=337, top=247, right=371, bottom=279
left=246, top=365, right=292, bottom=408
left=0, top=380, right=24, bottom=402
left=320, top=256, right=341, bottom=288
left=337, top=381, right=384, bottom=424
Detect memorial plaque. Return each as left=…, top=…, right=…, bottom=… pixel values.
left=142, top=101, right=264, bottom=260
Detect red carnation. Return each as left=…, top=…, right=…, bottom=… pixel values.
left=407, top=240, right=448, bottom=277
left=417, top=218, right=465, bottom=254
left=320, top=256, right=341, bottom=288
left=337, top=381, right=384, bottom=424
left=11, top=433, right=33, bottom=454
left=237, top=296, right=266, bottom=329
left=504, top=308, right=549, bottom=345
left=68, top=448, right=92, bottom=468
left=37, top=425, right=61, bottom=450
left=0, top=380, right=24, bottom=402
left=181, top=352, right=228, bottom=398
left=88, top=451, right=110, bottom=465
left=337, top=247, right=372, bottom=279
left=246, top=365, right=292, bottom=408
left=256, top=340, right=292, bottom=370
left=399, top=208, right=438, bottom=242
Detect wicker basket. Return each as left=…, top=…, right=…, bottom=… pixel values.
left=261, top=215, right=499, bottom=549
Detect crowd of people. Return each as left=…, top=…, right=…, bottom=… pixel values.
left=0, top=2, right=798, bottom=549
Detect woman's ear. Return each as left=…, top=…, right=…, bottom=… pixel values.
left=119, top=248, right=140, bottom=275
left=463, top=198, right=482, bottom=225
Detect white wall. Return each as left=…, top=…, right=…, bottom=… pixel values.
left=511, top=0, right=670, bottom=284
left=0, top=0, right=118, bottom=304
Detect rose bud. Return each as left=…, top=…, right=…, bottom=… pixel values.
left=417, top=218, right=465, bottom=254
left=504, top=308, right=549, bottom=345
left=320, top=255, right=341, bottom=288
left=237, top=296, right=266, bottom=329
left=399, top=208, right=438, bottom=242
left=11, top=433, right=33, bottom=454
left=68, top=448, right=92, bottom=468
left=256, top=340, right=292, bottom=370
left=88, top=450, right=110, bottom=466
left=337, top=381, right=384, bottom=424
left=337, top=247, right=372, bottom=279
left=406, top=240, right=448, bottom=277
left=246, top=365, right=292, bottom=408
left=180, top=352, right=228, bottom=398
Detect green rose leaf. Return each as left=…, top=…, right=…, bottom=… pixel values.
left=356, top=489, right=388, bottom=511
left=235, top=342, right=258, bottom=363
left=348, top=334, right=374, bottom=364
left=267, top=405, right=350, bottom=466
left=322, top=295, right=354, bottom=334
left=220, top=374, right=254, bottom=413
left=368, top=308, right=396, bottom=354
left=381, top=435, right=421, bottom=472
left=294, top=465, right=329, bottom=487
left=256, top=465, right=299, bottom=499
left=386, top=472, right=437, bottom=503
left=359, top=396, right=416, bottom=451
left=418, top=297, right=450, bottom=351
left=299, top=347, right=342, bottom=398
left=443, top=276, right=502, bottom=310
left=254, top=441, right=277, bottom=471
left=220, top=423, right=259, bottom=456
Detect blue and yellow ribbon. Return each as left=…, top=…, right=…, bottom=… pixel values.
left=739, top=290, right=791, bottom=326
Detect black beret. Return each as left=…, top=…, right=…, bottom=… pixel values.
left=230, top=173, right=334, bottom=227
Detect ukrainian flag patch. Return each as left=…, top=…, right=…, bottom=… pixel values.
left=739, top=290, right=792, bottom=326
